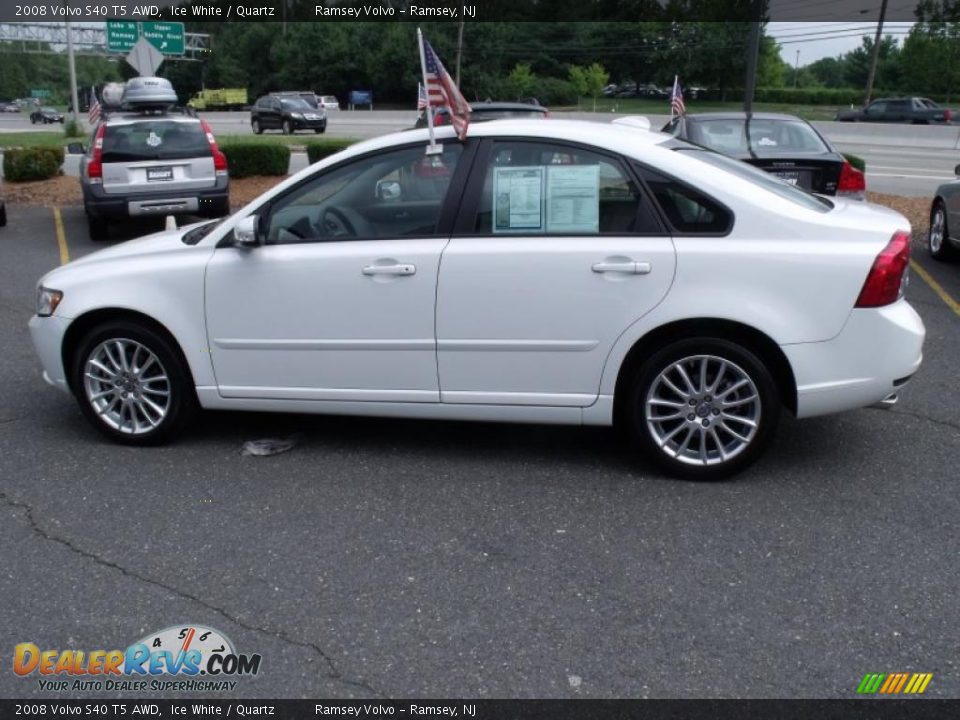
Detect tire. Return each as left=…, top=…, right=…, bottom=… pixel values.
left=929, top=201, right=957, bottom=261
left=251, top=119, right=262, bottom=135
left=314, top=128, right=324, bottom=134
left=0, top=202, right=6, bottom=228
left=71, top=321, right=197, bottom=445
left=625, top=338, right=780, bottom=480
left=86, top=214, right=108, bottom=241
left=282, top=120, right=293, bottom=135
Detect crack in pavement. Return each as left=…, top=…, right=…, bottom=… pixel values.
left=886, top=407, right=960, bottom=434
left=0, top=491, right=381, bottom=698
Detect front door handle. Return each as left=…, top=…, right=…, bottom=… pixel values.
left=362, top=263, right=416, bottom=276
left=592, top=260, right=652, bottom=275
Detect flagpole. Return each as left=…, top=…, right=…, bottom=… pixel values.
left=670, top=75, right=677, bottom=121
left=416, top=27, right=441, bottom=155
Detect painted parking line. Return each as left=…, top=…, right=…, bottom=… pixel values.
left=911, top=259, right=960, bottom=317
left=52, top=206, right=69, bottom=265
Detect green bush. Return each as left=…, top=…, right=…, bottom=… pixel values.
left=843, top=153, right=866, bottom=172
left=305, top=139, right=355, bottom=165
left=3, top=146, right=62, bottom=182
left=220, top=143, right=290, bottom=178
left=63, top=119, right=84, bottom=138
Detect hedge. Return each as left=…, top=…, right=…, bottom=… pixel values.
left=220, top=143, right=290, bottom=178
left=3, top=146, right=63, bottom=182
left=305, top=138, right=356, bottom=164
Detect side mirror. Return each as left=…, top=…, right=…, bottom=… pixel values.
left=66, top=142, right=85, bottom=155
left=376, top=179, right=401, bottom=201
left=233, top=215, right=260, bottom=247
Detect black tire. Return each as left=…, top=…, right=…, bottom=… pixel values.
left=624, top=337, right=780, bottom=480
left=314, top=126, right=325, bottom=134
left=929, top=200, right=958, bottom=261
left=282, top=120, right=293, bottom=135
left=71, top=321, right=197, bottom=445
left=251, top=119, right=262, bottom=135
left=0, top=202, right=7, bottom=227
left=86, top=214, right=108, bottom=241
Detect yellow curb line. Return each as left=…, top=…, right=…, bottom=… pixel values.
left=911, top=259, right=960, bottom=317
left=52, top=206, right=69, bottom=265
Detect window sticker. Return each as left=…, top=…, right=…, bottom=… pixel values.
left=493, top=166, right=545, bottom=233
left=145, top=131, right=162, bottom=147
left=545, top=164, right=600, bottom=234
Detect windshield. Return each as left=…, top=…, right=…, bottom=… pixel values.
left=672, top=145, right=833, bottom=212
left=101, top=121, right=210, bottom=163
left=281, top=98, right=313, bottom=111
left=688, top=118, right=830, bottom=156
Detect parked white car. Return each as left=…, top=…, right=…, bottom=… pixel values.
left=29, top=120, right=924, bottom=479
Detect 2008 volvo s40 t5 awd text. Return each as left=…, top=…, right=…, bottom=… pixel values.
left=29, top=120, right=924, bottom=479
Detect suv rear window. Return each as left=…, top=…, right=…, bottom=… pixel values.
left=101, top=121, right=210, bottom=162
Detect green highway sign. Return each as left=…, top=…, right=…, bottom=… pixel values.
left=105, top=21, right=185, bottom=56
left=141, top=22, right=185, bottom=56
left=105, top=21, right=138, bottom=53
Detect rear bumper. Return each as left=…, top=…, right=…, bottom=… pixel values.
left=82, top=175, right=230, bottom=220
left=783, top=299, right=925, bottom=419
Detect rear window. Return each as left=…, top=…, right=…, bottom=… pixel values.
left=473, top=109, right=546, bottom=122
left=102, top=121, right=210, bottom=162
left=688, top=118, right=830, bottom=155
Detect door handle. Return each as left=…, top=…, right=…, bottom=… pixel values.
left=592, top=261, right=651, bottom=275
left=362, top=264, right=416, bottom=276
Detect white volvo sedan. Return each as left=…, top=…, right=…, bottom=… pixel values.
left=29, top=120, right=924, bottom=479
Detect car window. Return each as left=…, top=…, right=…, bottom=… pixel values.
left=101, top=121, right=210, bottom=162
left=264, top=143, right=463, bottom=245
left=868, top=102, right=887, bottom=113
left=637, top=165, right=733, bottom=234
left=889, top=100, right=910, bottom=110
left=689, top=119, right=829, bottom=155
left=472, top=109, right=546, bottom=121
left=281, top=98, right=313, bottom=111
left=471, top=141, right=660, bottom=235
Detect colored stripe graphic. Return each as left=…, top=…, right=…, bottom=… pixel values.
left=857, top=672, right=932, bottom=694
left=857, top=674, right=886, bottom=694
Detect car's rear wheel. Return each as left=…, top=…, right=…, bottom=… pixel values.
left=626, top=338, right=780, bottom=480
left=0, top=202, right=7, bottom=227
left=929, top=201, right=957, bottom=261
left=71, top=322, right=196, bottom=445
left=86, top=215, right=108, bottom=241
left=251, top=119, right=262, bottom=135
left=314, top=128, right=325, bottom=134
left=282, top=120, right=293, bottom=135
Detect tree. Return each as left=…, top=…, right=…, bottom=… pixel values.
left=507, top=63, right=537, bottom=100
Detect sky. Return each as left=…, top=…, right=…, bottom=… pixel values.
left=768, top=21, right=916, bottom=67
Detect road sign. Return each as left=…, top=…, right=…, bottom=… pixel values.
left=141, top=21, right=184, bottom=56
left=106, top=21, right=138, bottom=53
left=126, top=37, right=165, bottom=76
left=30, top=89, right=51, bottom=98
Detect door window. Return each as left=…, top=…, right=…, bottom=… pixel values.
left=264, top=143, right=463, bottom=244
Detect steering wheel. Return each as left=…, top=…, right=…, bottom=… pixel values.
left=319, top=207, right=356, bottom=238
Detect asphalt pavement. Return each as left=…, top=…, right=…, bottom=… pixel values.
left=0, top=205, right=958, bottom=699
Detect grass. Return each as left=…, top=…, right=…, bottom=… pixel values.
left=571, top=98, right=849, bottom=121
left=0, top=132, right=73, bottom=149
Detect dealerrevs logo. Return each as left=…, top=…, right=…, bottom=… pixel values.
left=14, top=625, right=261, bottom=692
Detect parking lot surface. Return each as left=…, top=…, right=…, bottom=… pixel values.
left=1, top=205, right=958, bottom=699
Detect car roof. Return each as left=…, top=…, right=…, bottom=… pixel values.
left=682, top=112, right=810, bottom=123
left=103, top=113, right=200, bottom=126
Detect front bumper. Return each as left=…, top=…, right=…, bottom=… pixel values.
left=29, top=314, right=72, bottom=395
left=783, top=299, right=925, bottom=419
left=292, top=117, right=327, bottom=131
left=82, top=175, right=230, bottom=220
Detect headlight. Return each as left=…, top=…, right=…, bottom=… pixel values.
left=290, top=112, right=303, bottom=119
left=37, top=287, right=63, bottom=316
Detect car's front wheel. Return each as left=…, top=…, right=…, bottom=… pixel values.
left=929, top=201, right=957, bottom=261
left=71, top=322, right=196, bottom=444
left=282, top=120, right=293, bottom=135
left=626, top=338, right=780, bottom=480
left=86, top=214, right=108, bottom=241
left=251, top=119, right=262, bottom=135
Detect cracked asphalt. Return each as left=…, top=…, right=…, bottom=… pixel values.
left=1, top=205, right=958, bottom=700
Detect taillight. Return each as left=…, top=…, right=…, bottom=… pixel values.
left=837, top=160, right=865, bottom=201
left=86, top=123, right=106, bottom=183
left=434, top=113, right=446, bottom=126
left=945, top=109, right=953, bottom=122
left=855, top=231, right=911, bottom=308
left=201, top=119, right=228, bottom=175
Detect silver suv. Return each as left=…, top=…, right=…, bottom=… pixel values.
left=76, top=110, right=229, bottom=240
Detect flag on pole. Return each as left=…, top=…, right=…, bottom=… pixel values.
left=670, top=76, right=686, bottom=117
left=418, top=30, right=472, bottom=141
left=417, top=82, right=428, bottom=111
left=87, top=87, right=101, bottom=125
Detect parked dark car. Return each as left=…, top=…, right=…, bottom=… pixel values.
left=835, top=97, right=958, bottom=124
left=30, top=107, right=64, bottom=124
left=415, top=101, right=549, bottom=129
left=928, top=165, right=960, bottom=261
left=251, top=95, right=327, bottom=135
left=663, top=112, right=865, bottom=199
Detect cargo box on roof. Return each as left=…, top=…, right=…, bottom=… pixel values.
left=122, top=77, right=178, bottom=109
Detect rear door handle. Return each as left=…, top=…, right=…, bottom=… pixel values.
left=592, top=261, right=651, bottom=275
left=362, top=264, right=416, bottom=276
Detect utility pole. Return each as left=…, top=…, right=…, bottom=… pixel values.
left=455, top=21, right=465, bottom=87
left=864, top=0, right=889, bottom=105
left=794, top=50, right=800, bottom=87
left=742, top=1, right=763, bottom=114
left=65, top=16, right=80, bottom=126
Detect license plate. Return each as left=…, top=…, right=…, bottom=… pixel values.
left=774, top=171, right=799, bottom=185
left=146, top=166, right=173, bottom=182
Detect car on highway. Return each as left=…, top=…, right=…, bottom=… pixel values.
left=251, top=95, right=327, bottom=135
left=928, top=165, right=960, bottom=261
left=415, top=100, right=549, bottom=129
left=319, top=95, right=340, bottom=111
left=663, top=112, right=865, bottom=199
left=28, top=120, right=924, bottom=479
left=0, top=100, right=20, bottom=113
left=73, top=79, right=230, bottom=241
left=30, top=107, right=64, bottom=124
left=835, top=97, right=958, bottom=124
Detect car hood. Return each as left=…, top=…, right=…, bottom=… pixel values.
left=65, top=222, right=210, bottom=268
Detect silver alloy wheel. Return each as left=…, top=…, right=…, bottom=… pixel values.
left=930, top=206, right=944, bottom=253
left=645, top=354, right=761, bottom=466
left=82, top=338, right=171, bottom=435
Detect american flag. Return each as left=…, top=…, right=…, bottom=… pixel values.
left=670, top=76, right=686, bottom=117
left=420, top=35, right=471, bottom=140
left=417, top=82, right=428, bottom=111
left=87, top=87, right=101, bottom=125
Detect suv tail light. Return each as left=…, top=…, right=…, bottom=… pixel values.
left=837, top=159, right=865, bottom=201
left=86, top=123, right=106, bottom=183
left=201, top=119, right=228, bottom=176
left=945, top=109, right=953, bottom=123
left=855, top=230, right=911, bottom=308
